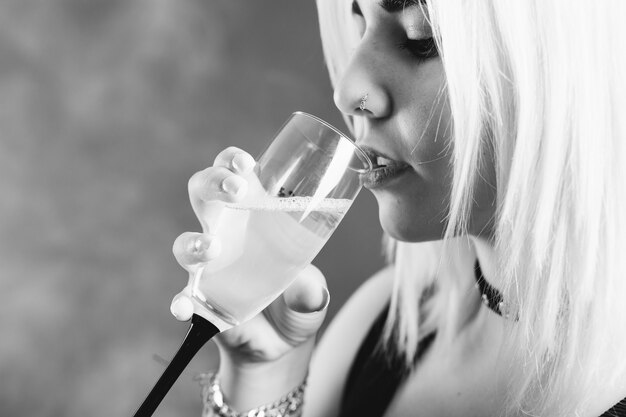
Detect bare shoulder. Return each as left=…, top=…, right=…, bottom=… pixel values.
left=303, top=266, right=395, bottom=417
left=316, top=266, right=395, bottom=357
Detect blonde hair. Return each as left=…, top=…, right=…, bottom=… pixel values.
left=316, top=0, right=626, bottom=416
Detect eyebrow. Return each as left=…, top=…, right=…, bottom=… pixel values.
left=378, top=0, right=424, bottom=13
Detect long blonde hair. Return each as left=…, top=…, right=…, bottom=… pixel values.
left=316, top=0, right=626, bottom=415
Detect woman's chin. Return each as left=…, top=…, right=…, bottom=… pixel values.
left=377, top=203, right=445, bottom=243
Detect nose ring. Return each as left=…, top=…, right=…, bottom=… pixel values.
left=359, top=93, right=369, bottom=111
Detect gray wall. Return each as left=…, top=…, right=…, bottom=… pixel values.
left=0, top=1, right=385, bottom=416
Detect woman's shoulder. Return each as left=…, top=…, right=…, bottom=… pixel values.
left=329, top=265, right=395, bottom=322
left=320, top=265, right=395, bottom=348
left=304, top=266, right=395, bottom=417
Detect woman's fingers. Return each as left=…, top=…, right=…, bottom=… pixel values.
left=213, top=146, right=256, bottom=174
left=188, top=167, right=248, bottom=232
left=188, top=166, right=248, bottom=206
left=170, top=287, right=194, bottom=322
left=189, top=148, right=256, bottom=207
left=188, top=147, right=255, bottom=216
left=172, top=232, right=222, bottom=271
left=173, top=149, right=257, bottom=321
left=215, top=266, right=329, bottom=360
left=171, top=231, right=220, bottom=320
left=264, top=265, right=330, bottom=346
left=282, top=265, right=330, bottom=313
left=188, top=149, right=263, bottom=234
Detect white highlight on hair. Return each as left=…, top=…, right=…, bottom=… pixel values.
left=316, top=0, right=626, bottom=415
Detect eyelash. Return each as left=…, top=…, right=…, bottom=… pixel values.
left=397, top=37, right=439, bottom=60
left=351, top=1, right=438, bottom=61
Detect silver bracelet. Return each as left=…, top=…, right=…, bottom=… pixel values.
left=197, top=372, right=306, bottom=417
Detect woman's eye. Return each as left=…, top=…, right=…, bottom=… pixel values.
left=398, top=37, right=439, bottom=60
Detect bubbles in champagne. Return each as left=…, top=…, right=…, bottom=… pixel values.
left=199, top=196, right=352, bottom=325
left=226, top=196, right=352, bottom=214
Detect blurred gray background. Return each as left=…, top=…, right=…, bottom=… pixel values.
left=0, top=1, right=384, bottom=416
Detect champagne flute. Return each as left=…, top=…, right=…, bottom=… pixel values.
left=132, top=112, right=372, bottom=417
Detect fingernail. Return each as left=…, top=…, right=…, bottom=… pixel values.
left=190, top=236, right=221, bottom=259
left=221, top=175, right=247, bottom=197
left=231, top=153, right=255, bottom=174
left=171, top=296, right=194, bottom=321
left=314, top=287, right=330, bottom=313
left=192, top=236, right=211, bottom=253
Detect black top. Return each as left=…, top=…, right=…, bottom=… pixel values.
left=339, top=301, right=435, bottom=417
left=339, top=298, right=626, bottom=416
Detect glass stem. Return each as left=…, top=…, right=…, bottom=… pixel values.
left=133, top=314, right=219, bottom=417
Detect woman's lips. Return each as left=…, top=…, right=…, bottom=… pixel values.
left=360, top=149, right=412, bottom=189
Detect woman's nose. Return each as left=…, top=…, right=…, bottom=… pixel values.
left=333, top=42, right=392, bottom=119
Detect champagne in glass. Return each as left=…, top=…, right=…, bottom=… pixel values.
left=191, top=196, right=352, bottom=327
left=132, top=112, right=371, bottom=417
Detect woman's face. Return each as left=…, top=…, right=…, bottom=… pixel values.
left=334, top=0, right=495, bottom=241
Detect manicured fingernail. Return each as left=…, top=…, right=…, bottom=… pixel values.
left=190, top=236, right=221, bottom=259
left=231, top=153, right=255, bottom=174
left=314, top=287, right=330, bottom=312
left=192, top=236, right=211, bottom=253
left=171, top=296, right=194, bottom=321
left=221, top=175, right=247, bottom=197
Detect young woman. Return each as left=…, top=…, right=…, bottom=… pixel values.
left=171, top=0, right=626, bottom=415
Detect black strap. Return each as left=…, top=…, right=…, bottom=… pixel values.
left=600, top=397, right=626, bottom=416
left=339, top=271, right=626, bottom=417
left=339, top=302, right=436, bottom=417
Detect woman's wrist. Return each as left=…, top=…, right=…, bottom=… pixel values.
left=200, top=372, right=305, bottom=417
left=215, top=338, right=314, bottom=411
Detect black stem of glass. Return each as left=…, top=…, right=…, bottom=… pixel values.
left=132, top=314, right=220, bottom=417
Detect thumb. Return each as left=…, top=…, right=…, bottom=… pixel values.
left=264, top=265, right=330, bottom=346
left=283, top=265, right=330, bottom=313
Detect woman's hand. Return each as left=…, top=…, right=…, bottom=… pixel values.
left=169, top=147, right=329, bottom=406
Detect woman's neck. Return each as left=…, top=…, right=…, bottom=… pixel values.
left=442, top=236, right=507, bottom=371
left=435, top=236, right=506, bottom=368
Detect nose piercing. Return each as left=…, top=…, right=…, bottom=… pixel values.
left=359, top=93, right=369, bottom=111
